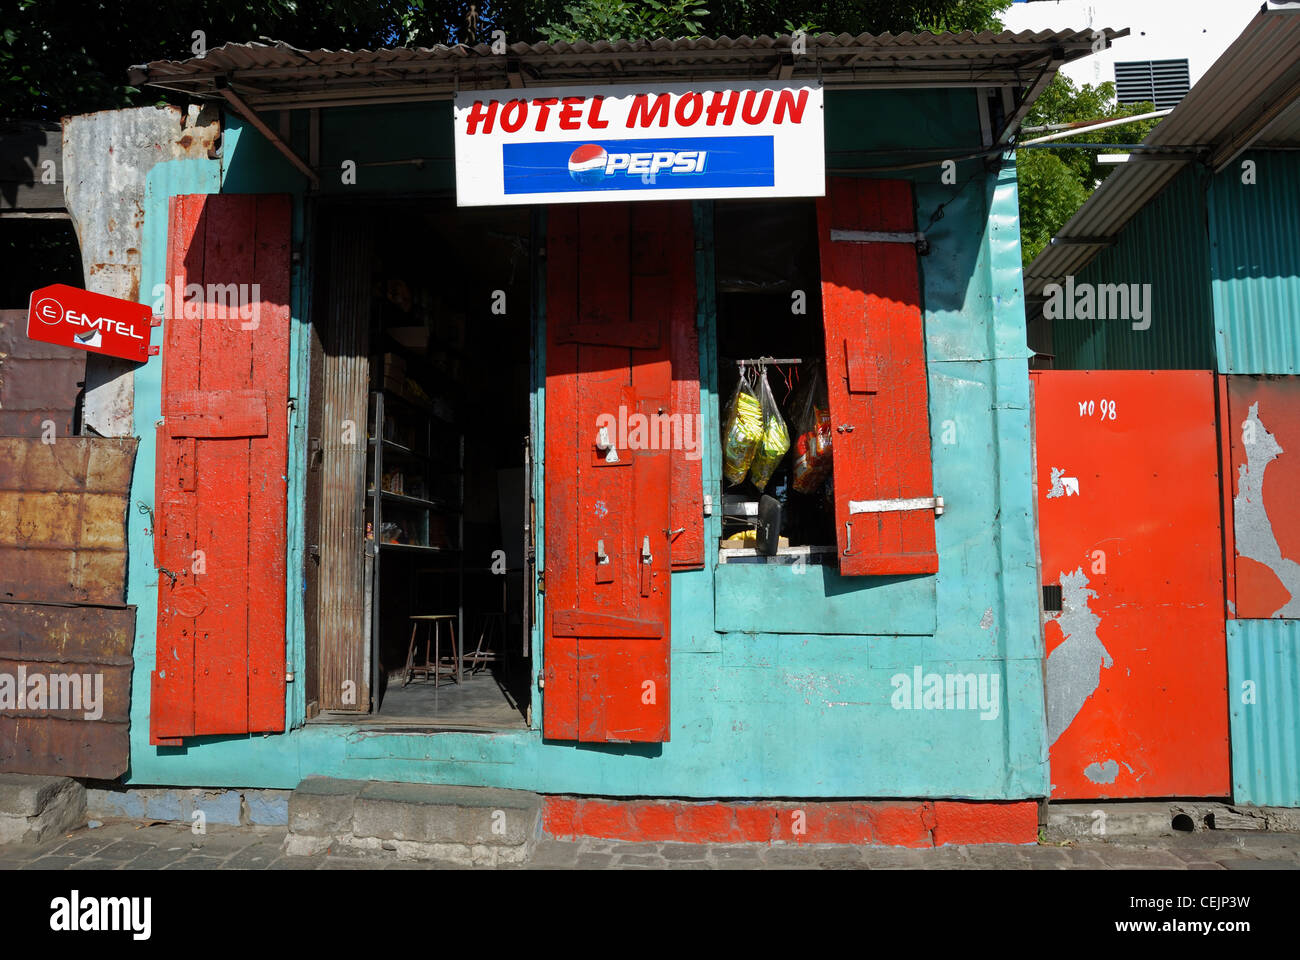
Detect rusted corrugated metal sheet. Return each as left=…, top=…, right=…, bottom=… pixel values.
left=1227, top=619, right=1300, bottom=807
left=1034, top=370, right=1230, bottom=799
left=62, top=104, right=221, bottom=438
left=1225, top=375, right=1300, bottom=617
left=0, top=436, right=136, bottom=605
left=0, top=602, right=133, bottom=779
left=0, top=308, right=84, bottom=437
left=316, top=219, right=371, bottom=711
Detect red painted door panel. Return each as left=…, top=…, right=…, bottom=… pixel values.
left=1034, top=370, right=1229, bottom=799
left=1225, top=376, right=1300, bottom=619
left=816, top=178, right=937, bottom=576
left=151, top=193, right=291, bottom=744
left=544, top=202, right=694, bottom=742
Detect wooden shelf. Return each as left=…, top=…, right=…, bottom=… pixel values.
left=369, top=437, right=428, bottom=459
left=367, top=488, right=461, bottom=513
left=376, top=542, right=460, bottom=554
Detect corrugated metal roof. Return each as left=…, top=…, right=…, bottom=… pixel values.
left=1024, top=5, right=1300, bottom=303
left=132, top=29, right=1122, bottom=111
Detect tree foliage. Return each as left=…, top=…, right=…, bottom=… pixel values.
left=1016, top=76, right=1162, bottom=268
left=542, top=0, right=1011, bottom=43
left=1, top=0, right=1012, bottom=120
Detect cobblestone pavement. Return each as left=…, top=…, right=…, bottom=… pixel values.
left=2, top=820, right=1300, bottom=869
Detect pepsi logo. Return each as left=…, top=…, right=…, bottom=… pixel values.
left=568, top=144, right=608, bottom=185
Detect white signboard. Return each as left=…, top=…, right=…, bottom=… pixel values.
left=453, top=81, right=824, bottom=206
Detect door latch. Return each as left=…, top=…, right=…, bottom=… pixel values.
left=640, top=536, right=653, bottom=597
left=595, top=539, right=613, bottom=583
left=595, top=425, right=619, bottom=463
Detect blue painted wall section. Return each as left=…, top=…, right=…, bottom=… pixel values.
left=122, top=96, right=1048, bottom=799
left=1210, top=151, right=1300, bottom=375
left=1227, top=619, right=1300, bottom=807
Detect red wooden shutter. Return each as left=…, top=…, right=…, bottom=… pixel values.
left=151, top=193, right=292, bottom=744
left=816, top=178, right=938, bottom=576
left=544, top=202, right=694, bottom=742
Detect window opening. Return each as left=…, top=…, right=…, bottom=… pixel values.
left=713, top=199, right=834, bottom=565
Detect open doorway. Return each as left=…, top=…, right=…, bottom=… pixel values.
left=306, top=198, right=533, bottom=729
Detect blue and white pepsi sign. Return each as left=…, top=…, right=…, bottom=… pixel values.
left=504, top=136, right=774, bottom=195
left=453, top=82, right=823, bottom=206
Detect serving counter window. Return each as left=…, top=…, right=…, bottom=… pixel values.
left=713, top=179, right=941, bottom=578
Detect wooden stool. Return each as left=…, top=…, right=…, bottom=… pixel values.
left=464, top=611, right=506, bottom=674
left=405, top=615, right=459, bottom=693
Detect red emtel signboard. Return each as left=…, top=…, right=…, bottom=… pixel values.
left=27, top=284, right=156, bottom=362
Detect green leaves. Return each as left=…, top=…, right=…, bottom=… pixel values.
left=541, top=0, right=711, bottom=43
left=1017, top=75, right=1165, bottom=268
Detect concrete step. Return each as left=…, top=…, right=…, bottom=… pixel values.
left=1046, top=801, right=1300, bottom=840
left=284, top=777, right=541, bottom=865
left=0, top=773, right=86, bottom=844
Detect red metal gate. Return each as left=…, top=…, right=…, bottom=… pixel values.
left=542, top=202, right=695, bottom=742
left=151, top=193, right=291, bottom=744
left=1033, top=370, right=1229, bottom=798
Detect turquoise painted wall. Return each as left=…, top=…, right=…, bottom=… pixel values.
left=1209, top=151, right=1300, bottom=375
left=122, top=92, right=1048, bottom=799
left=1227, top=619, right=1300, bottom=807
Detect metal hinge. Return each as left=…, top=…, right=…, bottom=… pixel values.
left=831, top=228, right=930, bottom=256
left=848, top=496, right=945, bottom=517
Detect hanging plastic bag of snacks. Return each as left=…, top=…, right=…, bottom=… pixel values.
left=722, top=369, right=764, bottom=486
left=787, top=362, right=834, bottom=494
left=747, top=368, right=791, bottom=491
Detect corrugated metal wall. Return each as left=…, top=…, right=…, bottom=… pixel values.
left=1211, top=151, right=1300, bottom=375
left=1227, top=619, right=1300, bottom=807
left=315, top=220, right=372, bottom=712
left=1053, top=168, right=1215, bottom=370
left=0, top=437, right=137, bottom=779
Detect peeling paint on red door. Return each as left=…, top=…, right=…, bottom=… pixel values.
left=544, top=203, right=694, bottom=742
left=1034, top=370, right=1229, bottom=799
left=1226, top=376, right=1300, bottom=619
left=151, top=193, right=291, bottom=744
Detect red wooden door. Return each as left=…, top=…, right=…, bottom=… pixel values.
left=1034, top=370, right=1229, bottom=799
left=816, top=178, right=938, bottom=576
left=151, top=193, right=291, bottom=745
left=543, top=202, right=695, bottom=742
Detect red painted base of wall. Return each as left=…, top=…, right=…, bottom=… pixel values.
left=542, top=797, right=1039, bottom=846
